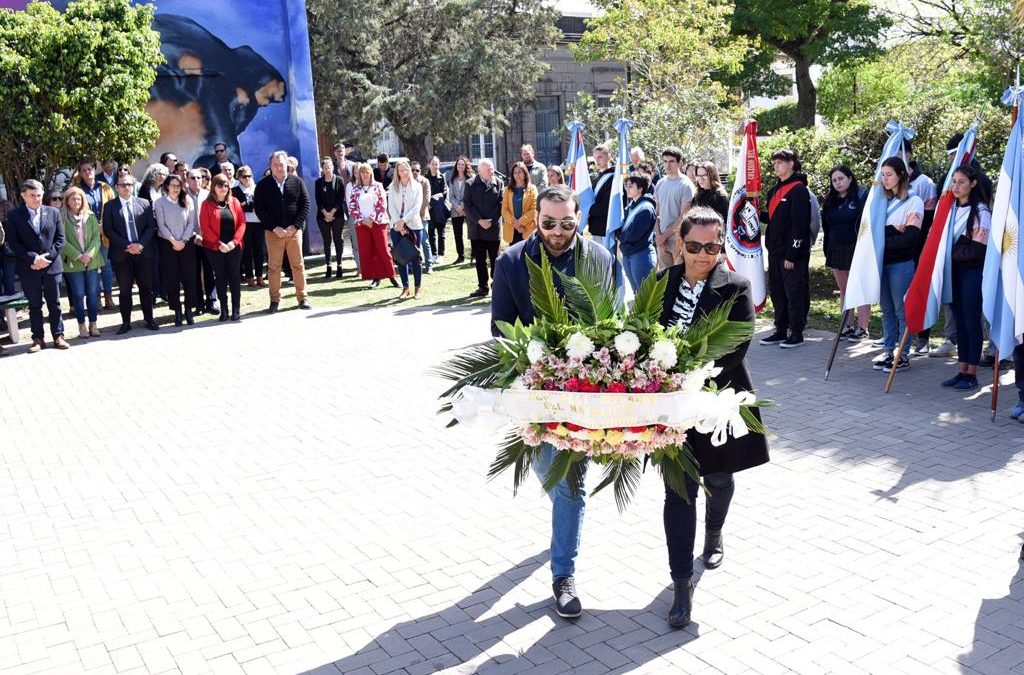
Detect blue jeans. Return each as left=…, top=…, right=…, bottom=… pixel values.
left=622, top=248, right=655, bottom=293
left=879, top=260, right=914, bottom=357
left=99, top=245, right=113, bottom=295
left=531, top=443, right=586, bottom=580
left=0, top=255, right=16, bottom=295
left=951, top=265, right=984, bottom=366
left=419, top=224, right=432, bottom=270
left=391, top=229, right=422, bottom=288
left=65, top=270, right=99, bottom=323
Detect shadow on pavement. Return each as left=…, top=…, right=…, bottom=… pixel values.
left=959, top=560, right=1024, bottom=673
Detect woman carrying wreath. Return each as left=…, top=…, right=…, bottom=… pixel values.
left=658, top=206, right=770, bottom=629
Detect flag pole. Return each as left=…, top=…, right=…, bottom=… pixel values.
left=992, top=348, right=1001, bottom=422
left=825, top=309, right=851, bottom=381
left=884, top=328, right=911, bottom=393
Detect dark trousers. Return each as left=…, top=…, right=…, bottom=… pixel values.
left=471, top=239, right=499, bottom=290
left=207, top=247, right=242, bottom=316
left=0, top=255, right=17, bottom=295
left=429, top=217, right=447, bottom=257
left=21, top=270, right=63, bottom=340
left=1014, top=344, right=1024, bottom=402
left=151, top=247, right=164, bottom=300
left=951, top=265, right=984, bottom=366
left=451, top=216, right=466, bottom=259
left=317, top=218, right=345, bottom=267
left=768, top=255, right=809, bottom=335
left=664, top=472, right=735, bottom=582
left=241, top=221, right=265, bottom=280
left=159, top=239, right=197, bottom=315
left=193, top=244, right=217, bottom=312
left=113, top=255, right=154, bottom=324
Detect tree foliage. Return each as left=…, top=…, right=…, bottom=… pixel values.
left=0, top=0, right=162, bottom=198
left=306, top=0, right=559, bottom=164
left=569, top=0, right=745, bottom=159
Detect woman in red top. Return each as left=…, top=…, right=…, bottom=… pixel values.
left=200, top=174, right=246, bottom=321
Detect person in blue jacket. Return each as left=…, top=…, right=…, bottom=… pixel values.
left=617, top=174, right=657, bottom=293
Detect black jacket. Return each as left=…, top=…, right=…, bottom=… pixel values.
left=586, top=167, right=616, bottom=236
left=101, top=197, right=157, bottom=262
left=314, top=175, right=345, bottom=222
left=464, top=175, right=504, bottom=242
left=6, top=205, right=65, bottom=275
left=763, top=173, right=812, bottom=263
left=659, top=261, right=770, bottom=476
left=692, top=188, right=729, bottom=223
left=254, top=174, right=310, bottom=231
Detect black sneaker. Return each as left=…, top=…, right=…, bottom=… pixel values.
left=873, top=353, right=893, bottom=371
left=552, top=576, right=582, bottom=619
left=847, top=327, right=868, bottom=342
left=979, top=354, right=996, bottom=368
left=267, top=302, right=279, bottom=314
left=759, top=331, right=787, bottom=346
left=883, top=356, right=910, bottom=373
left=839, top=325, right=855, bottom=339
left=468, top=287, right=489, bottom=298
left=780, top=335, right=804, bottom=349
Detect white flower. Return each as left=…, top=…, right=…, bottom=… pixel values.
left=565, top=332, right=596, bottom=360
left=527, top=340, right=548, bottom=364
left=613, top=331, right=641, bottom=357
left=680, top=361, right=723, bottom=393
left=649, top=340, right=679, bottom=369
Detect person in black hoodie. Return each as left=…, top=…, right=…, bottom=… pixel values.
left=585, top=144, right=616, bottom=248
left=759, top=149, right=812, bottom=348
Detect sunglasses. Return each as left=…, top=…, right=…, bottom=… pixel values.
left=118, top=183, right=135, bottom=188
left=539, top=218, right=577, bottom=232
left=683, top=241, right=723, bottom=255
left=50, top=198, right=63, bottom=203
left=238, top=173, right=252, bottom=178
left=215, top=148, right=226, bottom=153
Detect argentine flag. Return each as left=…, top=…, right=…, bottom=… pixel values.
left=565, top=121, right=596, bottom=231
left=904, top=122, right=978, bottom=333
left=604, top=118, right=633, bottom=249
left=982, top=86, right=1024, bottom=357
left=844, top=121, right=917, bottom=311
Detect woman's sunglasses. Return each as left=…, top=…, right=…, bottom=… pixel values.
left=683, top=241, right=723, bottom=255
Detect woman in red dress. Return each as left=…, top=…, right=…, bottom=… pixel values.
left=349, top=163, right=398, bottom=288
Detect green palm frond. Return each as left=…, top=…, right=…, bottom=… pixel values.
left=433, top=342, right=506, bottom=400
left=684, top=295, right=753, bottom=362
left=540, top=450, right=588, bottom=500
left=488, top=431, right=535, bottom=495
left=592, top=457, right=644, bottom=513
left=629, top=268, right=668, bottom=325
left=524, top=249, right=569, bottom=325
left=655, top=444, right=701, bottom=503
left=573, top=245, right=619, bottom=319
left=555, top=274, right=598, bottom=324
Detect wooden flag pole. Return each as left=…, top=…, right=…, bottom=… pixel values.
left=992, top=348, right=1001, bottom=422
left=884, top=328, right=911, bottom=393
left=825, top=308, right=852, bottom=381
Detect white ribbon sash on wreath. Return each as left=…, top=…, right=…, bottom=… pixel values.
left=452, top=387, right=755, bottom=447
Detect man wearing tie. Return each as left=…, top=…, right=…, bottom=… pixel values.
left=102, top=174, right=159, bottom=334
left=5, top=180, right=70, bottom=352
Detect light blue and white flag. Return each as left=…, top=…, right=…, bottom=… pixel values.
left=603, top=118, right=633, bottom=248
left=844, top=121, right=917, bottom=310
left=982, top=85, right=1024, bottom=356
left=564, top=121, right=595, bottom=231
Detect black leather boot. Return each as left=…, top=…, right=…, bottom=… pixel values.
left=668, top=580, right=693, bottom=629
left=174, top=309, right=183, bottom=327
left=702, top=531, right=724, bottom=569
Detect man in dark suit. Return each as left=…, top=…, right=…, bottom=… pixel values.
left=254, top=150, right=311, bottom=313
left=464, top=158, right=504, bottom=298
left=5, top=180, right=69, bottom=352
left=102, top=173, right=159, bottom=334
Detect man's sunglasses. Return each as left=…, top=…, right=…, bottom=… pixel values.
left=237, top=173, right=252, bottom=178
left=539, top=218, right=577, bottom=232
left=683, top=241, right=723, bottom=255
left=118, top=182, right=135, bottom=188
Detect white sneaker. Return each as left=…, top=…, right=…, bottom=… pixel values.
left=929, top=340, right=956, bottom=358
left=914, top=341, right=931, bottom=355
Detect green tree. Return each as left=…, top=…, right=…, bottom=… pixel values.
left=730, top=0, right=890, bottom=129
left=306, top=0, right=559, bottom=164
left=569, top=0, right=746, bottom=159
left=0, top=0, right=162, bottom=198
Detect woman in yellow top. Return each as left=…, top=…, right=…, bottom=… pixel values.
left=501, top=161, right=538, bottom=244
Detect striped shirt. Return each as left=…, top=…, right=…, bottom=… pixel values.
left=672, top=278, right=705, bottom=330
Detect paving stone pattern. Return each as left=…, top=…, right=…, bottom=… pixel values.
left=1, top=305, right=1022, bottom=675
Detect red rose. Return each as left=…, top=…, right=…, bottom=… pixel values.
left=565, top=423, right=583, bottom=432
left=627, top=426, right=648, bottom=433
left=563, top=377, right=582, bottom=392
left=581, top=380, right=601, bottom=393
left=606, top=382, right=627, bottom=393
left=545, top=422, right=560, bottom=430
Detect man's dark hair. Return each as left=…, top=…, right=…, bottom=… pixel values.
left=625, top=174, right=650, bottom=193
left=376, top=153, right=389, bottom=164
left=661, top=146, right=683, bottom=163
left=333, top=142, right=345, bottom=150
left=535, top=184, right=579, bottom=213
left=159, top=152, right=176, bottom=164
left=771, top=148, right=802, bottom=172
left=679, top=206, right=724, bottom=239
left=77, top=160, right=95, bottom=171
left=901, top=139, right=913, bottom=156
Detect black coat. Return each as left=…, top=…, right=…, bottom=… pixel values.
left=659, top=261, right=770, bottom=476
left=254, top=174, right=310, bottom=231
left=314, top=175, right=345, bottom=223
left=101, top=197, right=156, bottom=262
left=586, top=167, right=616, bottom=236
left=763, top=173, right=812, bottom=263
left=464, top=175, right=504, bottom=242
left=6, top=205, right=65, bottom=275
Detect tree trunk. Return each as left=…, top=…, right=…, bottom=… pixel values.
left=793, top=55, right=816, bottom=129
left=398, top=133, right=431, bottom=166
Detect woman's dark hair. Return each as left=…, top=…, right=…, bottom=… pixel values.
left=205, top=174, right=234, bottom=205
left=771, top=148, right=802, bottom=173
left=164, top=175, right=189, bottom=208
left=452, top=155, right=474, bottom=181
left=625, top=174, right=650, bottom=194
left=823, top=165, right=860, bottom=211
left=880, top=157, right=910, bottom=199
left=508, top=161, right=529, bottom=189
left=679, top=206, right=724, bottom=240
left=695, top=161, right=725, bottom=196
left=952, top=164, right=987, bottom=235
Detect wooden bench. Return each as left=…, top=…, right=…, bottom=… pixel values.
left=0, top=296, right=28, bottom=344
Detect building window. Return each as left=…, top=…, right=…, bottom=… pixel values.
left=469, top=130, right=495, bottom=163
left=596, top=93, right=613, bottom=109
left=534, top=96, right=561, bottom=166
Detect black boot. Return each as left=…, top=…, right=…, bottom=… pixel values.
left=218, top=309, right=229, bottom=322
left=325, top=266, right=332, bottom=279
left=702, top=531, right=724, bottom=569
left=174, top=309, right=183, bottom=327
left=668, top=580, right=693, bottom=629
left=185, top=309, right=195, bottom=326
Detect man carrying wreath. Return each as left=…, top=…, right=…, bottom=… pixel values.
left=491, top=184, right=619, bottom=619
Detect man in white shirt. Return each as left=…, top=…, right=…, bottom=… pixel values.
left=653, top=146, right=695, bottom=271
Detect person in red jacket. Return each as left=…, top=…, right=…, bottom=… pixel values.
left=200, top=174, right=246, bottom=321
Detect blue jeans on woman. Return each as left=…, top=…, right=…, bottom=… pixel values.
left=99, top=245, right=114, bottom=296
left=879, top=260, right=914, bottom=357
left=951, top=265, right=984, bottom=366
left=622, top=248, right=655, bottom=293
left=65, top=270, right=99, bottom=323
left=531, top=443, right=586, bottom=580
left=390, top=229, right=422, bottom=289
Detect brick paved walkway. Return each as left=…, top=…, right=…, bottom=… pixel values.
left=1, top=305, right=1023, bottom=675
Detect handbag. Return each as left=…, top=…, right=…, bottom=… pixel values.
left=430, top=196, right=451, bottom=224
left=391, top=231, right=420, bottom=266
left=951, top=234, right=986, bottom=266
